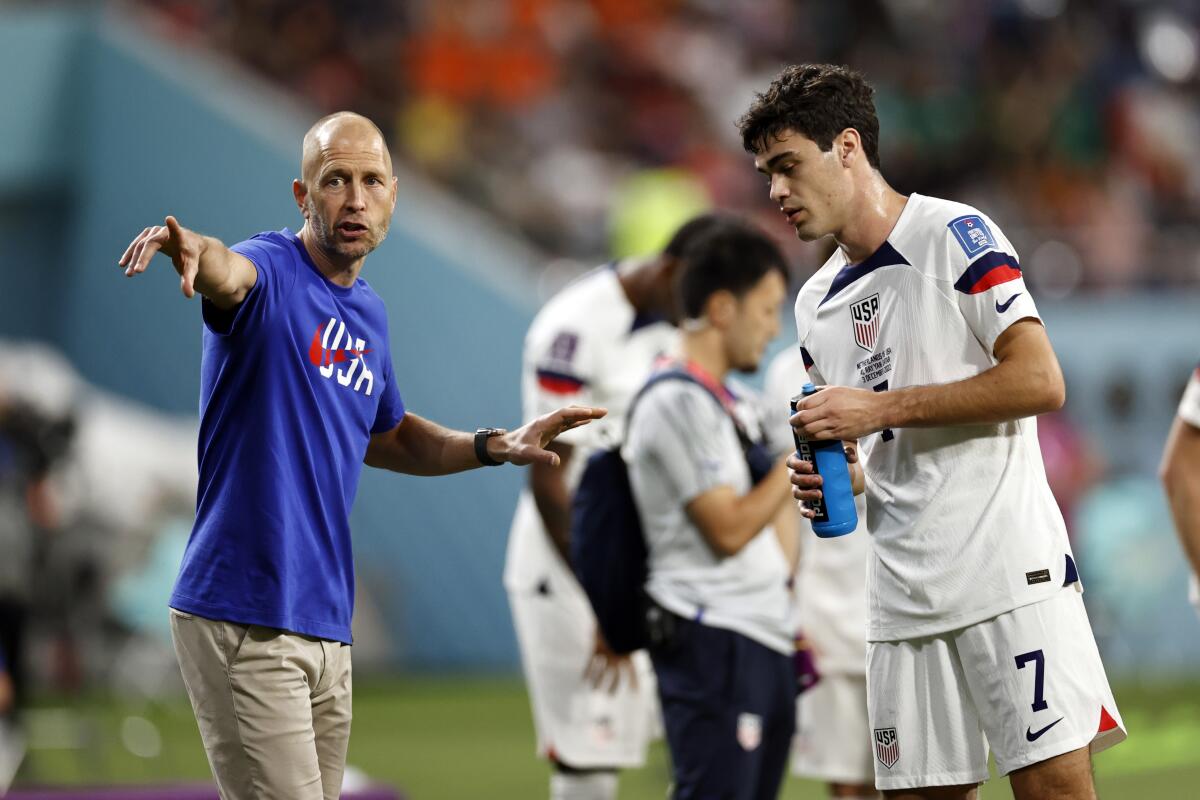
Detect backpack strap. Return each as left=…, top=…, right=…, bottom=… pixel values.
left=626, top=367, right=768, bottom=471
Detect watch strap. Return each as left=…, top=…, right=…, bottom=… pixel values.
left=474, top=428, right=505, bottom=466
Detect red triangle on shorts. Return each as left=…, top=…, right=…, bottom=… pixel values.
left=1098, top=706, right=1118, bottom=733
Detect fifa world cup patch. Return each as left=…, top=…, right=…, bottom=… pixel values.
left=874, top=727, right=899, bottom=768
left=949, top=215, right=996, bottom=258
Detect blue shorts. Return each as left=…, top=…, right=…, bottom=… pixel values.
left=650, top=615, right=795, bottom=799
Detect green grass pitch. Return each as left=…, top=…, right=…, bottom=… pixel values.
left=17, top=676, right=1200, bottom=798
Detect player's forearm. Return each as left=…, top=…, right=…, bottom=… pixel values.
left=529, top=444, right=574, bottom=563
left=771, top=497, right=801, bottom=575
left=192, top=236, right=254, bottom=308
left=365, top=413, right=481, bottom=476
left=697, top=461, right=792, bottom=557
left=883, top=346, right=1064, bottom=430
left=1161, top=419, right=1200, bottom=578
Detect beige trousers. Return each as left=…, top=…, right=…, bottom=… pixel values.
left=169, top=608, right=352, bottom=800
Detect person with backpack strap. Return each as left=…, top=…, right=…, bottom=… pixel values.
left=620, top=218, right=806, bottom=800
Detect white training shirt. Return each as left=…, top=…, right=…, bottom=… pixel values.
left=503, top=265, right=678, bottom=593
left=1178, top=366, right=1200, bottom=611
left=624, top=377, right=794, bottom=655
left=794, top=193, right=1074, bottom=642
left=762, top=345, right=869, bottom=675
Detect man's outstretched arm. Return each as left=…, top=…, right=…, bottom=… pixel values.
left=119, top=216, right=257, bottom=309
left=364, top=406, right=606, bottom=476
left=792, top=318, right=1064, bottom=441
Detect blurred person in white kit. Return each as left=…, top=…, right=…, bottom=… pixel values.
left=762, top=346, right=879, bottom=800
left=1161, top=364, right=1200, bottom=617
left=505, top=215, right=733, bottom=800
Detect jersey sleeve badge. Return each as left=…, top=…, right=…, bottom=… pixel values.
left=949, top=215, right=997, bottom=258
left=535, top=331, right=587, bottom=394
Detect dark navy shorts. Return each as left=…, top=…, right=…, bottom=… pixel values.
left=650, top=614, right=796, bottom=799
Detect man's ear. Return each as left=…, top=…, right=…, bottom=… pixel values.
left=838, top=128, right=862, bottom=167
left=293, top=179, right=309, bottom=217
left=706, top=290, right=737, bottom=329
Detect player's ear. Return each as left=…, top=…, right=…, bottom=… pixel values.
left=838, top=129, right=860, bottom=167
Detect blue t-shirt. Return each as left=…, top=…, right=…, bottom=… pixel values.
left=169, top=229, right=405, bottom=644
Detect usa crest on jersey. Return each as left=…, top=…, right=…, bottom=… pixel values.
left=874, top=727, right=899, bottom=768
left=850, top=294, right=881, bottom=352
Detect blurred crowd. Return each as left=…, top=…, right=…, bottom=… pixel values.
left=136, top=0, right=1200, bottom=290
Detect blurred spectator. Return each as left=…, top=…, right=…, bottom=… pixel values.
left=0, top=389, right=74, bottom=712
left=136, top=0, right=1200, bottom=289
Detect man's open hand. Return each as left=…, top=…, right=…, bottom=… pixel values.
left=490, top=405, right=607, bottom=467
left=119, top=215, right=206, bottom=298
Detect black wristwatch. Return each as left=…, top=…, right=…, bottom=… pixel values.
left=474, top=427, right=506, bottom=466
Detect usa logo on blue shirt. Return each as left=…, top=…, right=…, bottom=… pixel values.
left=949, top=215, right=996, bottom=258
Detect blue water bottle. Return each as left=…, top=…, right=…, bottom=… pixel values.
left=791, top=383, right=858, bottom=537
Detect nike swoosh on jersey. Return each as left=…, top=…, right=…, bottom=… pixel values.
left=996, top=293, right=1022, bottom=313
left=1025, top=717, right=1064, bottom=742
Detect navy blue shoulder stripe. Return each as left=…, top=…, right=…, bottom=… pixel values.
left=953, top=250, right=1022, bottom=295
left=819, top=241, right=910, bottom=307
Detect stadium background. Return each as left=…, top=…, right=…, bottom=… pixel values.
left=0, top=0, right=1198, bottom=796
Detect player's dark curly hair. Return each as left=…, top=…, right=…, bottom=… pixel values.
left=677, top=217, right=787, bottom=319
left=737, top=64, right=881, bottom=169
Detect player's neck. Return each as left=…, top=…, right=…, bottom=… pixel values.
left=834, top=179, right=908, bottom=265
left=299, top=224, right=364, bottom=288
left=681, top=328, right=729, bottom=384
left=615, top=256, right=662, bottom=316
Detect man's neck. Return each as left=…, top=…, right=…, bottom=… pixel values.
left=833, top=175, right=909, bottom=264
left=681, top=328, right=729, bottom=384
left=300, top=224, right=363, bottom=288
left=616, top=256, right=659, bottom=316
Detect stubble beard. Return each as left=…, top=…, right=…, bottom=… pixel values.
left=306, top=199, right=389, bottom=262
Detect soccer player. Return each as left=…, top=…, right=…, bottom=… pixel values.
left=1161, top=365, right=1200, bottom=618
left=762, top=346, right=879, bottom=800
left=117, top=112, right=604, bottom=800
left=623, top=218, right=800, bottom=800
left=505, top=215, right=721, bottom=800
left=739, top=65, right=1125, bottom=799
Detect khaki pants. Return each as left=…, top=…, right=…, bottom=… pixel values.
left=169, top=608, right=352, bottom=800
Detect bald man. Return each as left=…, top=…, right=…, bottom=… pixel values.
left=118, top=112, right=605, bottom=800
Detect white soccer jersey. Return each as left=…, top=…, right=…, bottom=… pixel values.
left=762, top=346, right=869, bottom=674
left=794, top=193, right=1073, bottom=642
left=503, top=266, right=678, bottom=592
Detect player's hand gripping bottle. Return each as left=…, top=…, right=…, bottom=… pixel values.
left=790, top=383, right=858, bottom=537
